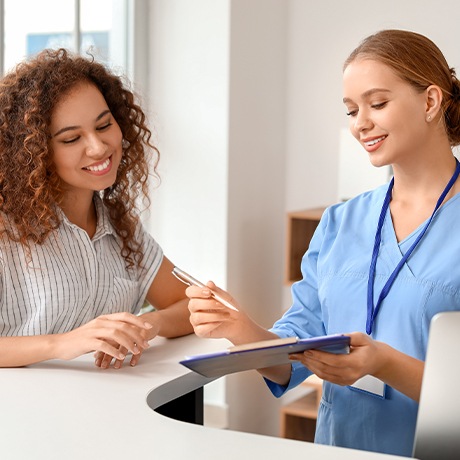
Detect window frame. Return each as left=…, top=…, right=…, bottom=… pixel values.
left=0, top=0, right=150, bottom=83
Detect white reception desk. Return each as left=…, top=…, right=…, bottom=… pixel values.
left=0, top=334, right=411, bottom=459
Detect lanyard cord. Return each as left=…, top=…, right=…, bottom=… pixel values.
left=366, top=158, right=460, bottom=335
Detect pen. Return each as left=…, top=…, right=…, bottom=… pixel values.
left=172, top=267, right=239, bottom=312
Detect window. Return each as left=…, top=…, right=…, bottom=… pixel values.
left=2, top=0, right=131, bottom=75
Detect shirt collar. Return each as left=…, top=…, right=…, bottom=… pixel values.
left=59, top=193, right=115, bottom=241
left=92, top=194, right=115, bottom=241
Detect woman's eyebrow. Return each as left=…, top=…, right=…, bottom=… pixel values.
left=343, top=88, right=391, bottom=104
left=52, top=109, right=111, bottom=137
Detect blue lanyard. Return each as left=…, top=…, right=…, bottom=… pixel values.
left=366, top=158, right=460, bottom=335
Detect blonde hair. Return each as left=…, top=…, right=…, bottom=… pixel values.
left=344, top=29, right=460, bottom=146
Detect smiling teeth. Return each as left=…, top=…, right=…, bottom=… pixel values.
left=85, top=158, right=110, bottom=172
left=365, top=136, right=386, bottom=146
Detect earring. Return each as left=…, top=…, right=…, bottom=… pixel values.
left=427, top=115, right=432, bottom=122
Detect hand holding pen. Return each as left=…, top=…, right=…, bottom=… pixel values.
left=177, top=266, right=283, bottom=348
left=172, top=267, right=239, bottom=311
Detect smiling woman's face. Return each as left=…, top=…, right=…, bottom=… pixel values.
left=343, top=59, right=429, bottom=168
left=49, top=81, right=123, bottom=200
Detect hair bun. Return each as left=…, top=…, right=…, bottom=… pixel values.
left=450, top=68, right=460, bottom=101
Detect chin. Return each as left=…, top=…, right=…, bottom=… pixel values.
left=368, top=155, right=391, bottom=169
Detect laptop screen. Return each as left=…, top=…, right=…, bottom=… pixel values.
left=412, top=311, right=460, bottom=459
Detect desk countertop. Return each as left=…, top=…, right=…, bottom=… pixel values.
left=0, top=334, right=409, bottom=459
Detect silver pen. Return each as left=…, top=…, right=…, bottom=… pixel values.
left=172, top=266, right=239, bottom=311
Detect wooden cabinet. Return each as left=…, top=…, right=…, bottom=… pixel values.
left=285, top=208, right=326, bottom=284
left=280, top=376, right=323, bottom=442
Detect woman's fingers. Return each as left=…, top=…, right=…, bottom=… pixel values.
left=83, top=314, right=153, bottom=368
left=289, top=332, right=377, bottom=386
left=129, top=349, right=143, bottom=367
left=95, top=316, right=151, bottom=354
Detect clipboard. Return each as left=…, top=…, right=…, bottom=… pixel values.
left=180, top=334, right=350, bottom=378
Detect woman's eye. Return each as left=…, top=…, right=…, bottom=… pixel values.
left=371, top=101, right=388, bottom=109
left=62, top=137, right=79, bottom=144
left=346, top=109, right=358, bottom=117
left=97, top=122, right=112, bottom=131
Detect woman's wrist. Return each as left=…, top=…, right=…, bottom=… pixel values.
left=228, top=316, right=277, bottom=346
left=139, top=312, right=161, bottom=340
left=370, top=340, right=392, bottom=381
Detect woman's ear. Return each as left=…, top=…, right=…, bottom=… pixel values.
left=425, top=85, right=443, bottom=122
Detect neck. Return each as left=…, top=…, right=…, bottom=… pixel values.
left=391, top=154, right=459, bottom=204
left=389, top=153, right=459, bottom=242
left=60, top=191, right=97, bottom=237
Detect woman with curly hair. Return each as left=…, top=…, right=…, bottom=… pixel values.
left=0, top=48, right=193, bottom=368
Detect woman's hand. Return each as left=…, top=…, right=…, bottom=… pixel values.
left=289, top=331, right=424, bottom=401
left=187, top=282, right=244, bottom=341
left=289, top=332, right=380, bottom=386
left=186, top=281, right=272, bottom=346
left=94, top=321, right=160, bottom=370
left=55, top=312, right=154, bottom=369
left=187, top=281, right=298, bottom=386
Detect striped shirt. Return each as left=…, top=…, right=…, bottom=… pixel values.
left=0, top=195, right=163, bottom=336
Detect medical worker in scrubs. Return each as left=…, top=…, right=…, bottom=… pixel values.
left=186, top=29, right=460, bottom=456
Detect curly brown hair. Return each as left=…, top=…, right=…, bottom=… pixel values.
left=0, top=48, right=159, bottom=269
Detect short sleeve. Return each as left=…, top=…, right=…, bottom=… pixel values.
left=132, top=222, right=164, bottom=313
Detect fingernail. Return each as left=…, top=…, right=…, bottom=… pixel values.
left=118, top=353, right=126, bottom=360
left=143, top=341, right=150, bottom=348
left=144, top=322, right=153, bottom=329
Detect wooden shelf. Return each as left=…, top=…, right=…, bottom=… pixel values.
left=285, top=208, right=326, bottom=284
left=280, top=376, right=323, bottom=442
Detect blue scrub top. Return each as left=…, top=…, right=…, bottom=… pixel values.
left=268, top=184, right=460, bottom=456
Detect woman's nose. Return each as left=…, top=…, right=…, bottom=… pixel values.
left=85, top=134, right=107, bottom=158
left=353, top=109, right=372, bottom=132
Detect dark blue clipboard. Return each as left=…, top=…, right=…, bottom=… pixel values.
left=180, top=334, right=350, bottom=378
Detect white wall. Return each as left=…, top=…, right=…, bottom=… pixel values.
left=145, top=0, right=460, bottom=439
left=147, top=0, right=230, bottom=285
left=147, top=0, right=231, bottom=416
left=225, top=0, right=287, bottom=435
left=147, top=0, right=287, bottom=437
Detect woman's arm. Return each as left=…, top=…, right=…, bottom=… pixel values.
left=373, top=340, right=424, bottom=401
left=0, top=312, right=153, bottom=368
left=142, top=256, right=195, bottom=338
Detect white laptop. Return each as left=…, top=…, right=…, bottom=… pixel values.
left=413, top=311, right=460, bottom=459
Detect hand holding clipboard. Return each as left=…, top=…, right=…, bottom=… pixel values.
left=180, top=334, right=350, bottom=378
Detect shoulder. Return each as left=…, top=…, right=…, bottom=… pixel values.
left=322, top=183, right=389, bottom=228
left=311, top=184, right=389, bottom=248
